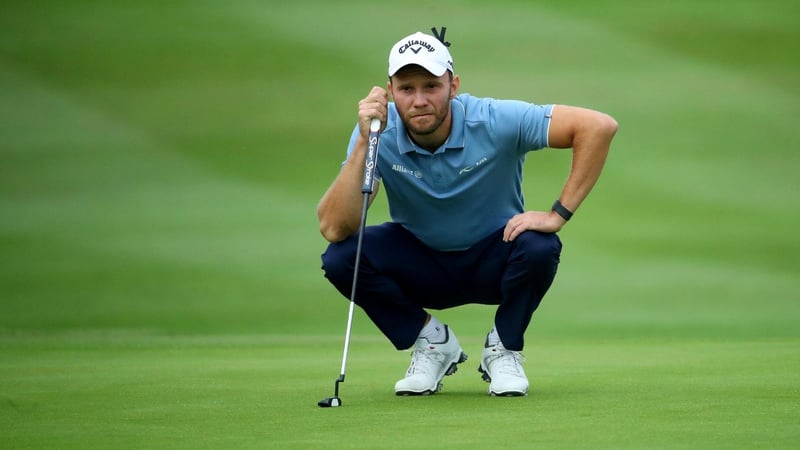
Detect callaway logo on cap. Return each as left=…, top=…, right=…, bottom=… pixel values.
left=388, top=31, right=454, bottom=77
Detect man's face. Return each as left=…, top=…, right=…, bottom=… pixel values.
left=389, top=65, right=458, bottom=137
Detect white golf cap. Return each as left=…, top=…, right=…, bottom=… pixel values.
left=388, top=31, right=454, bottom=77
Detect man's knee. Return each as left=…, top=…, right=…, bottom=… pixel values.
left=321, top=237, right=358, bottom=288
left=511, top=231, right=562, bottom=268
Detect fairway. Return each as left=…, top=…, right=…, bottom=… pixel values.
left=1, top=0, right=798, bottom=448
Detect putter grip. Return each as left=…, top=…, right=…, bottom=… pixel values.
left=361, top=118, right=381, bottom=194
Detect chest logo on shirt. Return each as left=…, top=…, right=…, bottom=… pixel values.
left=459, top=157, right=489, bottom=175
left=392, top=164, right=423, bottom=179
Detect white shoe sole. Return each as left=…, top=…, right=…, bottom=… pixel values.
left=395, top=351, right=468, bottom=396
left=478, top=365, right=529, bottom=397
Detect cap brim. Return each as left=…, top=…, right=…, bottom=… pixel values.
left=388, top=61, right=449, bottom=77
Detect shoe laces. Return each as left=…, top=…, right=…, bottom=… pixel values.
left=487, top=347, right=525, bottom=375
left=407, top=343, right=446, bottom=375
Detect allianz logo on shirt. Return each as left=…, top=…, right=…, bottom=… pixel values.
left=392, top=164, right=423, bottom=178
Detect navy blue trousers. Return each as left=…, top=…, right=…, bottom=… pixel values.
left=321, top=222, right=562, bottom=351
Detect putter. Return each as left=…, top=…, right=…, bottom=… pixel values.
left=319, top=118, right=382, bottom=408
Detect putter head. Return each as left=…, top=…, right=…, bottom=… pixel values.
left=318, top=396, right=342, bottom=408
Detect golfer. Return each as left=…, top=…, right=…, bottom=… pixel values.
left=318, top=30, right=618, bottom=396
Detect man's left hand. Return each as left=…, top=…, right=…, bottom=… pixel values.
left=503, top=211, right=565, bottom=242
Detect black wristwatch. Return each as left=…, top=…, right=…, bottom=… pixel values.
left=552, top=200, right=573, bottom=221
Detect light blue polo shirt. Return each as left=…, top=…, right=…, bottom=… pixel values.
left=344, top=93, right=553, bottom=251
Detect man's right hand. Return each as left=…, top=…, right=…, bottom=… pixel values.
left=357, top=87, right=388, bottom=138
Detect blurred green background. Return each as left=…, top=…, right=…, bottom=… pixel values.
left=1, top=0, right=798, bottom=448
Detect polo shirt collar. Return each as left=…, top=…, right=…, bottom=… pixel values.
left=397, top=98, right=466, bottom=154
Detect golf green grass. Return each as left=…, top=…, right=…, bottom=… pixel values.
left=1, top=0, right=798, bottom=448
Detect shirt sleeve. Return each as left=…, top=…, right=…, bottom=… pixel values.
left=344, top=124, right=359, bottom=166
left=489, top=99, right=554, bottom=155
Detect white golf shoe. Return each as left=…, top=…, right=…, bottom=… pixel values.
left=479, top=343, right=529, bottom=396
left=394, top=326, right=468, bottom=395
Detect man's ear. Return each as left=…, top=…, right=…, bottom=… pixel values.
left=450, top=74, right=460, bottom=99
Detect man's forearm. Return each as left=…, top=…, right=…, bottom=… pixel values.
left=558, top=113, right=617, bottom=213
left=317, top=136, right=373, bottom=242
